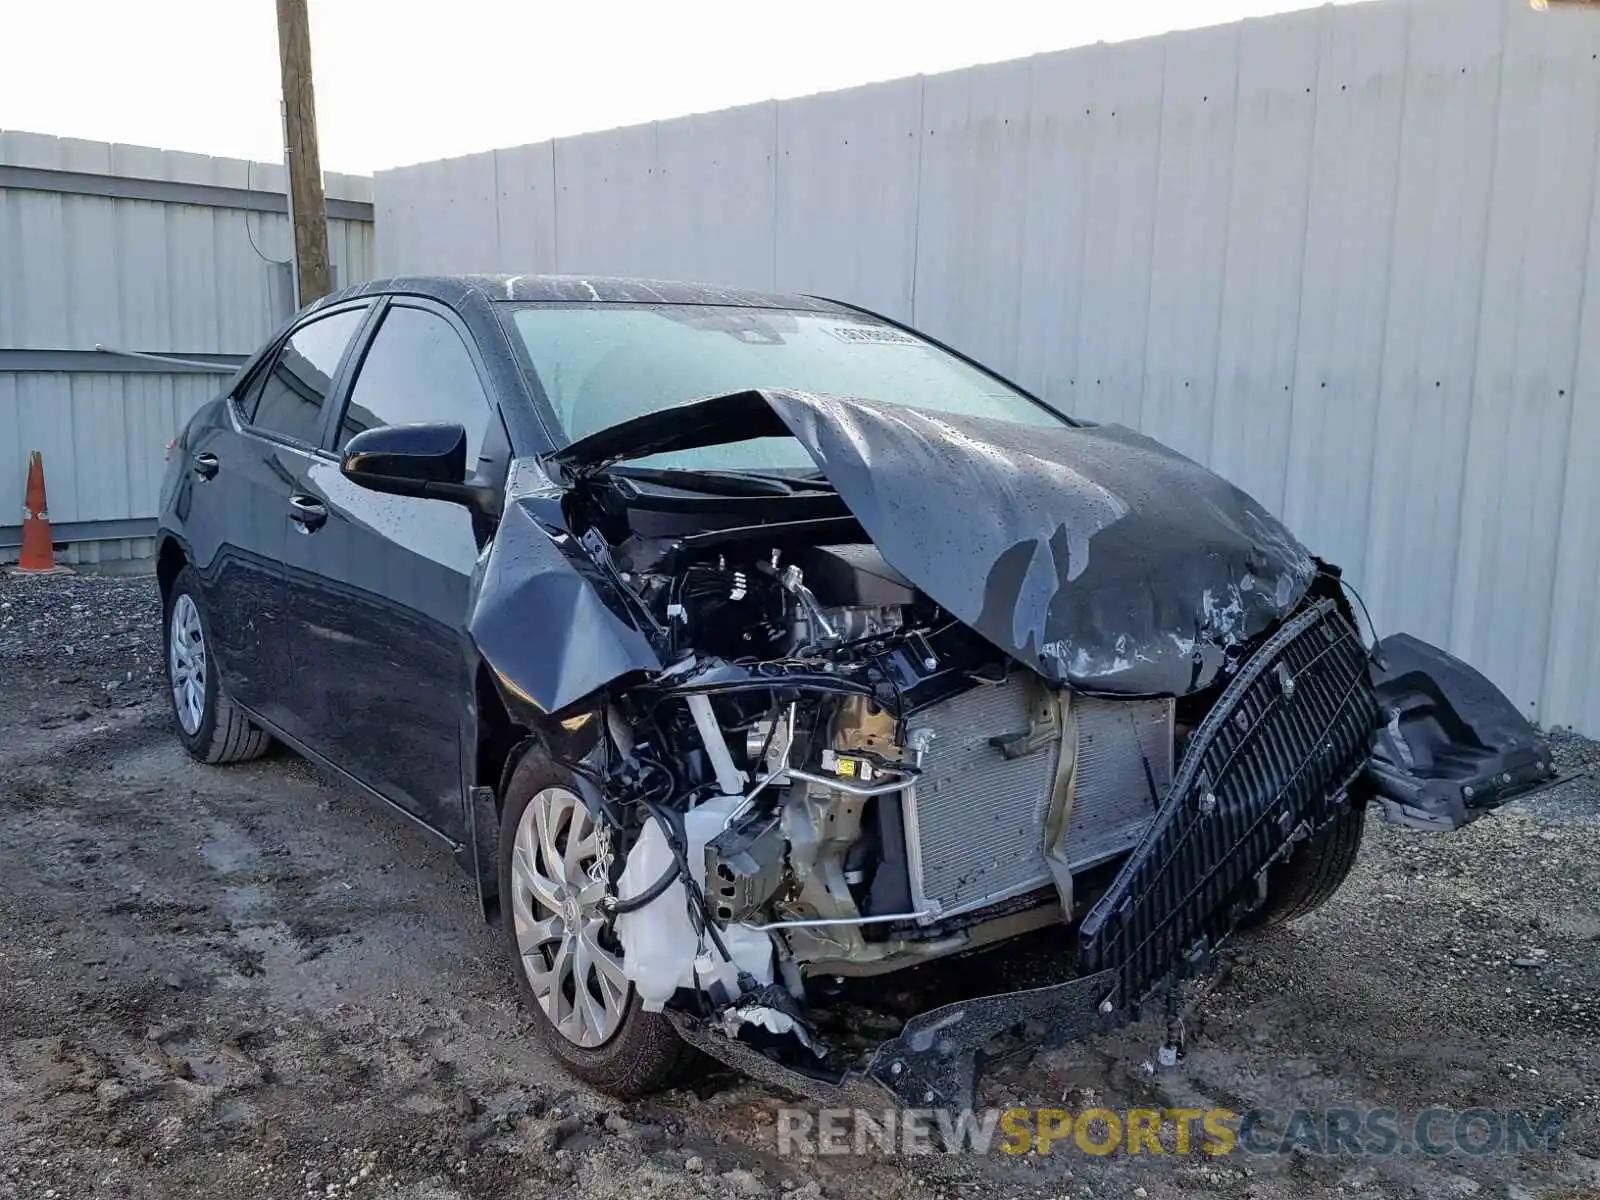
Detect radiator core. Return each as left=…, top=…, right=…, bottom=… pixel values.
left=902, top=678, right=1173, bottom=918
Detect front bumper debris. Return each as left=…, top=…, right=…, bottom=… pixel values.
left=854, top=969, right=1120, bottom=1111
left=670, top=969, right=1122, bottom=1112
left=1366, top=634, right=1559, bottom=830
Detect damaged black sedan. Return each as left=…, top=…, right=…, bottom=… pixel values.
left=156, top=275, right=1557, bottom=1110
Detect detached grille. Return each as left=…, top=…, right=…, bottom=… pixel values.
left=1079, top=599, right=1379, bottom=1004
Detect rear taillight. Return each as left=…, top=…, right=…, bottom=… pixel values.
left=164, top=436, right=179, bottom=462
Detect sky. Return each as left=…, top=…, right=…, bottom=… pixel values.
left=0, top=0, right=1353, bottom=175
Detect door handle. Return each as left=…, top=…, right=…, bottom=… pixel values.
left=287, top=493, right=328, bottom=534
left=191, top=452, right=219, bottom=480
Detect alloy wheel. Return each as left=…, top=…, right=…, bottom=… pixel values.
left=510, top=786, right=629, bottom=1047
left=168, top=593, right=206, bottom=736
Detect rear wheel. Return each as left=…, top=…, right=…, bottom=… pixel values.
left=498, top=752, right=688, bottom=1096
left=1242, top=801, right=1366, bottom=927
left=164, top=565, right=273, bottom=765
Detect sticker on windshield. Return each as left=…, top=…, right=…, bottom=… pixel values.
left=822, top=324, right=920, bottom=346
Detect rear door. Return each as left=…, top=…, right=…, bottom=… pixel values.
left=280, top=298, right=508, bottom=839
left=182, top=303, right=370, bottom=726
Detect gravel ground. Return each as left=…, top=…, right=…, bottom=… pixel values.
left=1, top=569, right=1597, bottom=1200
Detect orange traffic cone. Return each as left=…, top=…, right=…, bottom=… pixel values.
left=16, top=450, right=65, bottom=574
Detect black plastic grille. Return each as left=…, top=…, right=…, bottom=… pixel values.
left=1079, top=599, right=1378, bottom=1003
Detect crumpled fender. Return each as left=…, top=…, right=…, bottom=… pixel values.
left=468, top=460, right=661, bottom=715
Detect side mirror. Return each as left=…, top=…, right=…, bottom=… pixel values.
left=340, top=422, right=492, bottom=510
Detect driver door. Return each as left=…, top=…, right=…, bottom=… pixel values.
left=279, top=298, right=506, bottom=840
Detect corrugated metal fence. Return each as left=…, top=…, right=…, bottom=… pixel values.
left=0, top=131, right=374, bottom=564
left=373, top=0, right=1600, bottom=736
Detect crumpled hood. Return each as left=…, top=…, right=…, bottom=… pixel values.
left=558, top=388, right=1317, bottom=695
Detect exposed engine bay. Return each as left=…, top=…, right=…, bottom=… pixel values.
left=541, top=513, right=1354, bottom=1103
left=605, top=538, right=1175, bottom=989
left=479, top=387, right=1561, bottom=1109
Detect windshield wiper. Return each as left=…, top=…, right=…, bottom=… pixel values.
left=612, top=466, right=835, bottom=496
left=733, top=469, right=835, bottom=491
left=780, top=469, right=835, bottom=489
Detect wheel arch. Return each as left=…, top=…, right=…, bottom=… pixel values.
left=467, top=661, right=613, bottom=921
left=155, top=534, right=188, bottom=603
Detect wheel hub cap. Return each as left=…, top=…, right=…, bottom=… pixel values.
left=168, top=594, right=206, bottom=736
left=510, top=786, right=628, bottom=1048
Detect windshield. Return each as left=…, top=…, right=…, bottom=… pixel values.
left=505, top=302, right=1068, bottom=470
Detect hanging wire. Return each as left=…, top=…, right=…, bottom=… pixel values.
left=244, top=160, right=291, bottom=266
left=1337, top=574, right=1385, bottom=667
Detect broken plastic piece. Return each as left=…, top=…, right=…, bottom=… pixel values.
left=1366, top=634, right=1558, bottom=830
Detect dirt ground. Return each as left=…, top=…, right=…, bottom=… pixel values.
left=1, top=570, right=1597, bottom=1200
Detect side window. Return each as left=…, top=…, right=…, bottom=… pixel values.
left=232, top=360, right=270, bottom=421
left=336, top=306, right=493, bottom=470
left=247, top=307, right=367, bottom=443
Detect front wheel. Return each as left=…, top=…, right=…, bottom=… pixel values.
left=498, top=752, right=688, bottom=1096
left=163, top=564, right=273, bottom=765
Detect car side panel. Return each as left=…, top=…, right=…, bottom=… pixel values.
left=277, top=299, right=504, bottom=841
left=281, top=456, right=479, bottom=839
left=162, top=399, right=292, bottom=717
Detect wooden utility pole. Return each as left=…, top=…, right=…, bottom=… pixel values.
left=275, top=0, right=332, bottom=306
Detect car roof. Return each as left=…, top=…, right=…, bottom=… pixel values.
left=324, top=273, right=854, bottom=313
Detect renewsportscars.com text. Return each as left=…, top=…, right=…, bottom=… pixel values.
left=775, top=1106, right=1564, bottom=1158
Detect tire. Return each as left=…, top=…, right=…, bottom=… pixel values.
left=1241, top=801, right=1366, bottom=928
left=498, top=751, right=689, bottom=1097
left=163, top=564, right=273, bottom=765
